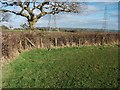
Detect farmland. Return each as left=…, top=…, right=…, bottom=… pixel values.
left=2, top=45, right=119, bottom=88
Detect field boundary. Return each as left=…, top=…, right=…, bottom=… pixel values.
left=1, top=31, right=119, bottom=64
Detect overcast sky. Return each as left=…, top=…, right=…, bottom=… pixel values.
left=0, top=1, right=119, bottom=30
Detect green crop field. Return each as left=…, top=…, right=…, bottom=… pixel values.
left=2, top=45, right=119, bottom=88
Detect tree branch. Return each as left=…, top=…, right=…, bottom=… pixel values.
left=0, top=1, right=84, bottom=29
left=33, top=0, right=36, bottom=9
left=0, top=9, right=29, bottom=18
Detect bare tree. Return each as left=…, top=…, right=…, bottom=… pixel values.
left=0, top=0, right=85, bottom=30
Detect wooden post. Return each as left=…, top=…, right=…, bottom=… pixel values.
left=100, top=36, right=103, bottom=45
left=25, top=38, right=30, bottom=49
left=55, top=38, right=57, bottom=47
left=40, top=38, right=44, bottom=48
left=79, top=38, right=81, bottom=46
left=25, top=37, right=36, bottom=48
left=24, top=39, right=27, bottom=49
left=36, top=37, right=40, bottom=48
left=19, top=40, right=22, bottom=49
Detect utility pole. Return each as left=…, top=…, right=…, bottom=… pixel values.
left=102, top=3, right=108, bottom=32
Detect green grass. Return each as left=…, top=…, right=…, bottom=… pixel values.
left=2, top=45, right=119, bottom=88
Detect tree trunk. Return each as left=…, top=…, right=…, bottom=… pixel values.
left=29, top=21, right=35, bottom=30
left=28, top=18, right=39, bottom=30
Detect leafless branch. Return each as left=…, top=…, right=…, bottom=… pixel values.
left=0, top=0, right=86, bottom=29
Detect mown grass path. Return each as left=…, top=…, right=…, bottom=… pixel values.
left=2, top=45, right=119, bottom=88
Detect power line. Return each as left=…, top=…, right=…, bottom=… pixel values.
left=102, top=4, right=108, bottom=32
left=47, top=14, right=59, bottom=31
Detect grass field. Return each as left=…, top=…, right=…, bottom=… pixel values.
left=2, top=45, right=119, bottom=88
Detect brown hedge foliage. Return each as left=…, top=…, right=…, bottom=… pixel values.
left=1, top=31, right=119, bottom=63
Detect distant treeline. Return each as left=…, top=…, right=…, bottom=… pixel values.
left=0, top=25, right=119, bottom=32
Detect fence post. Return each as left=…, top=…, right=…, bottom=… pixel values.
left=36, top=37, right=40, bottom=48
left=24, top=38, right=27, bottom=49
left=40, top=38, right=44, bottom=48
left=55, top=38, right=58, bottom=47
left=19, top=40, right=22, bottom=49
left=78, top=38, right=81, bottom=46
